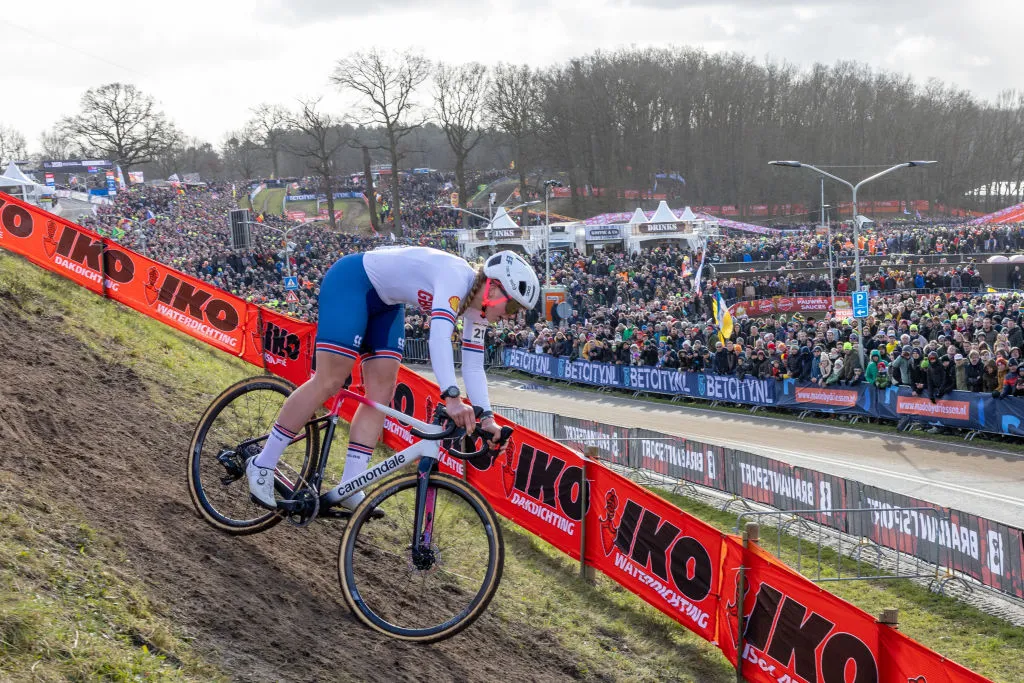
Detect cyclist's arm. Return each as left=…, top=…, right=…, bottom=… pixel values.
left=460, top=309, right=492, bottom=413
left=427, top=302, right=460, bottom=395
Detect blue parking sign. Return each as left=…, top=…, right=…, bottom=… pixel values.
left=852, top=290, right=869, bottom=318
left=283, top=276, right=299, bottom=291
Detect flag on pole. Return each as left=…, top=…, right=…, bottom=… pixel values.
left=693, top=249, right=707, bottom=296
left=713, top=289, right=733, bottom=344
left=116, top=166, right=127, bottom=189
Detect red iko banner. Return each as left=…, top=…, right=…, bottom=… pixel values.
left=0, top=193, right=993, bottom=682
left=718, top=543, right=989, bottom=683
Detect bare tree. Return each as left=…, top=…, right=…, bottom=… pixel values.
left=434, top=62, right=489, bottom=227
left=222, top=130, right=264, bottom=180
left=286, top=98, right=348, bottom=230
left=39, top=126, right=82, bottom=161
left=58, top=83, right=179, bottom=180
left=487, top=63, right=541, bottom=223
left=247, top=104, right=289, bottom=179
left=155, top=137, right=222, bottom=180
left=331, top=49, right=430, bottom=236
left=361, top=144, right=380, bottom=233
left=0, top=123, right=28, bottom=165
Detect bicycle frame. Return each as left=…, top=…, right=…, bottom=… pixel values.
left=292, top=387, right=452, bottom=552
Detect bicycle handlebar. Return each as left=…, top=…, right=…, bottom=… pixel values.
left=408, top=405, right=515, bottom=460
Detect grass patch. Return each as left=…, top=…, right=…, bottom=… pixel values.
left=0, top=472, right=222, bottom=681
left=248, top=188, right=286, bottom=216
left=494, top=521, right=734, bottom=681
left=281, top=199, right=372, bottom=233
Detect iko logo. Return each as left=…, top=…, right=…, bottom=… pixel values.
left=44, top=222, right=135, bottom=284
left=40, top=221, right=135, bottom=291
left=257, top=322, right=301, bottom=361
left=734, top=582, right=879, bottom=683
left=149, top=272, right=240, bottom=333
left=0, top=196, right=33, bottom=239
left=603, top=493, right=714, bottom=604
left=502, top=443, right=590, bottom=521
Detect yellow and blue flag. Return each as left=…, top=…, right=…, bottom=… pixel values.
left=713, top=290, right=733, bottom=343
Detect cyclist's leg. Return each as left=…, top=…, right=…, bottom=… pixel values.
left=325, top=302, right=405, bottom=507
left=251, top=255, right=369, bottom=478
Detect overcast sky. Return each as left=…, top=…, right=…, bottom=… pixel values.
left=2, top=0, right=1021, bottom=154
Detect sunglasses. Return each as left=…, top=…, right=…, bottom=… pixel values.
left=484, top=280, right=524, bottom=316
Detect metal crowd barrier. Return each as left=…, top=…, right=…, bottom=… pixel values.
left=402, top=338, right=505, bottom=368
left=487, top=403, right=1024, bottom=606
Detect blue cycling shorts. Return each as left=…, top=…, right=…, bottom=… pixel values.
left=315, top=253, right=405, bottom=362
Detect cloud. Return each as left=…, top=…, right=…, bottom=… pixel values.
left=1, top=0, right=1021, bottom=153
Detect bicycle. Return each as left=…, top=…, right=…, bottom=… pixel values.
left=187, top=374, right=512, bottom=642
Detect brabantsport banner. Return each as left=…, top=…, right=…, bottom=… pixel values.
left=554, top=415, right=631, bottom=466
left=848, top=483, right=1024, bottom=600
left=727, top=450, right=848, bottom=531
left=629, top=427, right=727, bottom=490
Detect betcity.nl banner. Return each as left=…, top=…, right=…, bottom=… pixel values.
left=0, top=191, right=993, bottom=681
left=504, top=346, right=1024, bottom=439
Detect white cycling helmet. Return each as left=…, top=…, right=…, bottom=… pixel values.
left=483, top=250, right=540, bottom=310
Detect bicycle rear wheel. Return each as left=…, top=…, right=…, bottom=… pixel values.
left=187, top=375, right=319, bottom=535
left=338, top=473, right=504, bottom=643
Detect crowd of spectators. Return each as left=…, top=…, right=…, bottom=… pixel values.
left=506, top=288, right=1024, bottom=406
left=707, top=223, right=1023, bottom=263
left=80, top=175, right=1024, bottom=405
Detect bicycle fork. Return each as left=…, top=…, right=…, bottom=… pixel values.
left=410, top=455, right=440, bottom=570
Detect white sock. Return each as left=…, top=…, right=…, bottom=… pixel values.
left=324, top=442, right=374, bottom=505
left=253, top=423, right=298, bottom=469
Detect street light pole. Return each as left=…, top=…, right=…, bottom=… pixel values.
left=542, top=180, right=563, bottom=287
left=770, top=160, right=936, bottom=367
left=262, top=222, right=305, bottom=311
left=821, top=180, right=835, bottom=305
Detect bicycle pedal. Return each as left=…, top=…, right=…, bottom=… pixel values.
left=249, top=493, right=279, bottom=512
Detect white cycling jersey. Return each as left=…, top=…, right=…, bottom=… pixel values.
left=363, top=246, right=492, bottom=411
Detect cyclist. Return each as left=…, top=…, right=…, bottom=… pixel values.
left=246, top=246, right=540, bottom=511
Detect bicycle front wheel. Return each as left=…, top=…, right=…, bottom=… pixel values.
left=338, top=473, right=504, bottom=643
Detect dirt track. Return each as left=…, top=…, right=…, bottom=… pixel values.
left=415, top=367, right=1024, bottom=528
left=0, top=299, right=609, bottom=682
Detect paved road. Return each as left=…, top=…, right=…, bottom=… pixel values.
left=413, top=366, right=1024, bottom=527
left=53, top=198, right=96, bottom=222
